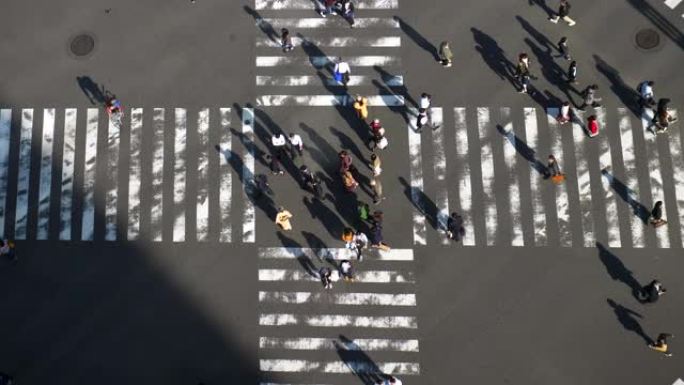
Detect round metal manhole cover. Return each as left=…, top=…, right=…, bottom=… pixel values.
left=70, top=34, right=96, bottom=57
left=635, top=29, right=660, bottom=50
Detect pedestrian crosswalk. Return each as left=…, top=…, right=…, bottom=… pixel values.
left=0, top=107, right=255, bottom=243
left=252, top=0, right=404, bottom=107
left=663, top=0, right=683, bottom=17
left=257, top=247, right=420, bottom=384
left=408, top=106, right=684, bottom=248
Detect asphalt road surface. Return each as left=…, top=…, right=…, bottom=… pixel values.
left=1, top=0, right=683, bottom=384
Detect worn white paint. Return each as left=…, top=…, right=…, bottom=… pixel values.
left=196, top=108, right=210, bottom=241
left=596, top=109, right=621, bottom=247
left=151, top=108, right=165, bottom=242
left=37, top=109, right=55, bottom=240
left=256, top=95, right=404, bottom=107
left=255, top=75, right=404, bottom=86
left=15, top=109, right=34, bottom=240
left=258, top=291, right=416, bottom=306
left=242, top=108, right=256, bottom=243
left=408, top=108, right=426, bottom=245
left=478, top=108, right=497, bottom=245
left=524, top=108, right=547, bottom=246
left=59, top=109, right=77, bottom=240
left=571, top=109, right=594, bottom=247
left=259, top=313, right=417, bottom=328
left=127, top=108, right=143, bottom=240
left=454, top=108, right=474, bottom=245
left=81, top=109, right=98, bottom=241
left=547, top=108, right=572, bottom=247
left=219, top=108, right=232, bottom=242
left=256, top=36, right=401, bottom=47
left=262, top=18, right=400, bottom=28
left=104, top=111, right=121, bottom=241
left=0, top=110, right=12, bottom=237
left=259, top=359, right=419, bottom=374
left=259, top=337, right=419, bottom=352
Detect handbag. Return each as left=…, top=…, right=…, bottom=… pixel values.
left=551, top=174, right=566, bottom=184
left=333, top=71, right=343, bottom=83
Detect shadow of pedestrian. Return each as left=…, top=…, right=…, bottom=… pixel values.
left=371, top=79, right=411, bottom=124
left=524, top=37, right=577, bottom=105
left=398, top=176, right=440, bottom=231
left=276, top=232, right=319, bottom=278
left=244, top=5, right=280, bottom=43
left=303, top=196, right=347, bottom=239
left=76, top=76, right=109, bottom=105
left=607, top=298, right=653, bottom=345
left=214, top=145, right=277, bottom=221
left=496, top=124, right=548, bottom=176
left=373, top=65, right=418, bottom=108
left=593, top=55, right=641, bottom=118
left=393, top=16, right=438, bottom=61
left=528, top=0, right=555, bottom=17
left=625, top=0, right=684, bottom=50
left=471, top=28, right=517, bottom=85
left=334, top=335, right=385, bottom=385
left=596, top=242, right=643, bottom=298
left=600, top=168, right=650, bottom=223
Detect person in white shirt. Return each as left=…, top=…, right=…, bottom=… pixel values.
left=334, top=57, right=351, bottom=86
left=638, top=80, right=655, bottom=108
left=289, top=133, right=303, bottom=158
left=271, top=133, right=287, bottom=158
left=419, top=92, right=433, bottom=125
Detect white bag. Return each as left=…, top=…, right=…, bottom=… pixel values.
left=376, top=136, right=388, bottom=149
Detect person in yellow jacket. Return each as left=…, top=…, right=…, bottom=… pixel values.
left=275, top=207, right=293, bottom=231
left=353, top=95, right=369, bottom=121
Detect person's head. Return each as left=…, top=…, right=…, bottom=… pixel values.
left=289, top=133, right=295, bottom=139
left=560, top=36, right=567, bottom=43
left=647, top=80, right=654, bottom=87
left=519, top=53, right=528, bottom=60
left=451, top=212, right=459, bottom=218
left=548, top=155, right=556, bottom=162
left=418, top=108, right=426, bottom=113
left=562, top=101, right=570, bottom=107
left=570, top=60, right=576, bottom=67
left=421, top=92, right=428, bottom=98
left=275, top=132, right=283, bottom=138
left=278, top=206, right=285, bottom=212
left=370, top=153, right=377, bottom=161
left=281, top=28, right=289, bottom=35
left=356, top=95, right=363, bottom=101
left=299, top=165, right=308, bottom=172
left=339, top=150, right=348, bottom=157
left=441, top=41, right=449, bottom=47
left=338, top=56, right=343, bottom=62
left=266, top=154, right=272, bottom=160
left=588, top=114, right=597, bottom=121
left=591, top=84, right=599, bottom=90
left=655, top=200, right=663, bottom=208
left=388, top=377, right=397, bottom=384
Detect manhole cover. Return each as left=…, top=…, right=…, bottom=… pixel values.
left=70, top=34, right=95, bottom=57
left=635, top=29, right=660, bottom=50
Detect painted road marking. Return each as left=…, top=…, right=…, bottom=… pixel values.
left=36, top=109, right=55, bottom=240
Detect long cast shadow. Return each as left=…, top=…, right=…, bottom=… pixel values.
left=471, top=28, right=517, bottom=86
left=244, top=5, right=279, bottom=43
left=593, top=55, right=642, bottom=118
left=277, top=232, right=319, bottom=278
left=625, top=0, right=684, bottom=50
left=596, top=242, right=642, bottom=298
left=528, top=0, right=555, bottom=17
left=303, top=196, right=347, bottom=239
left=607, top=298, right=653, bottom=345
left=601, top=168, right=650, bottom=223
left=525, top=38, right=577, bottom=105
left=497, top=124, right=548, bottom=176
left=334, top=335, right=385, bottom=385
left=398, top=176, right=440, bottom=231
left=373, top=65, right=418, bottom=108
left=394, top=16, right=438, bottom=61
left=76, top=76, right=111, bottom=105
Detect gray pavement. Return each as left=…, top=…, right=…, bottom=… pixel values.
left=1, top=0, right=684, bottom=384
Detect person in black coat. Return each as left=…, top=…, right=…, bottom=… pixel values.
left=446, top=212, right=465, bottom=242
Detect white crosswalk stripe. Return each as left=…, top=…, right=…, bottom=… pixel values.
left=257, top=247, right=420, bottom=381
left=254, top=1, right=403, bottom=107
left=0, top=107, right=250, bottom=243
left=409, top=106, right=682, bottom=248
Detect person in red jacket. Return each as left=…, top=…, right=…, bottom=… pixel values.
left=587, top=115, right=599, bottom=137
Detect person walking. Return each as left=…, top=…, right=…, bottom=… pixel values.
left=267, top=154, right=284, bottom=175
left=338, top=150, right=355, bottom=174
left=556, top=101, right=571, bottom=124
left=289, top=132, right=304, bottom=158
left=640, top=279, right=666, bottom=303
left=369, top=153, right=382, bottom=176
left=557, top=36, right=571, bottom=60
left=370, top=222, right=390, bottom=250
left=650, top=201, right=667, bottom=227
left=547, top=155, right=565, bottom=183
left=342, top=170, right=358, bottom=192
left=587, top=114, right=599, bottom=137
left=319, top=266, right=333, bottom=289
left=342, top=227, right=355, bottom=249
left=341, top=0, right=355, bottom=28
left=353, top=95, right=369, bottom=121
left=370, top=176, right=384, bottom=204
left=253, top=174, right=273, bottom=199
left=566, top=61, right=577, bottom=84
left=515, top=53, right=531, bottom=94
left=339, top=259, right=355, bottom=281
left=549, top=0, right=576, bottom=26
left=318, top=0, right=336, bottom=17
left=353, top=230, right=368, bottom=260
left=275, top=207, right=293, bottom=230
left=446, top=212, right=465, bottom=242
left=280, top=28, right=294, bottom=52
left=649, top=333, right=674, bottom=357
left=0, top=239, right=16, bottom=262
left=438, top=41, right=453, bottom=67
left=420, top=92, right=433, bottom=119
left=578, top=84, right=602, bottom=110
left=652, top=98, right=678, bottom=134
left=638, top=80, right=655, bottom=108
left=271, top=132, right=288, bottom=158
left=333, top=57, right=351, bottom=86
